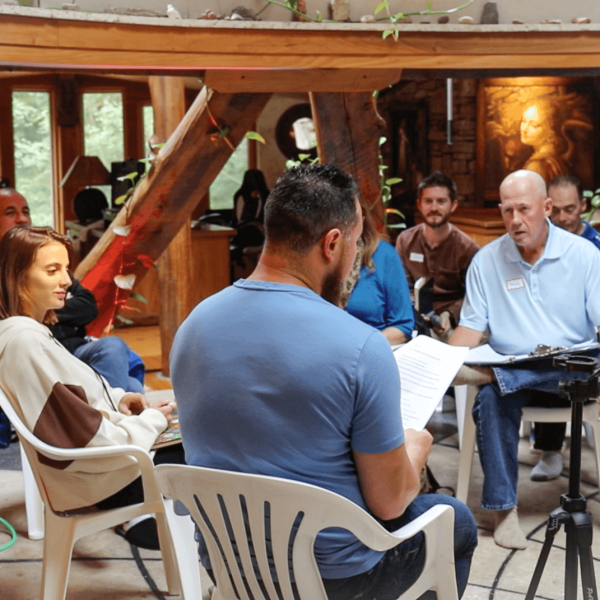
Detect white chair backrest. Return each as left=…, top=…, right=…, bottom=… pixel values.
left=156, top=464, right=414, bottom=600
left=0, top=387, right=54, bottom=506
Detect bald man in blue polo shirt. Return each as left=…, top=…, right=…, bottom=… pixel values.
left=449, top=169, right=600, bottom=550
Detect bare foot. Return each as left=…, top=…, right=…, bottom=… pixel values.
left=493, top=507, right=528, bottom=550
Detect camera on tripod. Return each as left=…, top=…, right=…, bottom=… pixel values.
left=525, top=352, right=600, bottom=600
left=553, top=353, right=600, bottom=404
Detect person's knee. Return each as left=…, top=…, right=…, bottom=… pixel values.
left=127, top=376, right=145, bottom=395
left=94, top=336, right=129, bottom=357
left=449, top=499, right=478, bottom=554
left=413, top=495, right=477, bottom=555
left=404, top=495, right=477, bottom=548
left=473, top=384, right=497, bottom=423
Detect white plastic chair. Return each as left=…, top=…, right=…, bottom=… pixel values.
left=156, top=463, right=459, bottom=600
left=0, top=388, right=201, bottom=600
left=18, top=388, right=179, bottom=541
left=20, top=443, right=45, bottom=540
left=456, top=385, right=600, bottom=503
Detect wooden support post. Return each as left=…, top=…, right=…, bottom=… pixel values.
left=74, top=89, right=271, bottom=338
left=149, top=76, right=192, bottom=376
left=310, top=92, right=386, bottom=224
left=0, top=86, right=15, bottom=187
left=54, top=75, right=83, bottom=229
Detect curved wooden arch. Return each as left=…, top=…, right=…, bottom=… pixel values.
left=3, top=9, right=600, bottom=74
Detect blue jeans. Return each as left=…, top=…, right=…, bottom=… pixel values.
left=323, top=494, right=478, bottom=600
left=474, top=354, right=598, bottom=510
left=74, top=337, right=144, bottom=394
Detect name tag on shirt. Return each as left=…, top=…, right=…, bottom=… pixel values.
left=410, top=252, right=424, bottom=263
left=505, top=277, right=525, bottom=291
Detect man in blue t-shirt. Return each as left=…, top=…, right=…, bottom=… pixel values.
left=171, top=164, right=476, bottom=599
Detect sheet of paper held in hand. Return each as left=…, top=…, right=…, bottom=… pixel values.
left=393, top=336, right=469, bottom=431
left=464, top=341, right=600, bottom=366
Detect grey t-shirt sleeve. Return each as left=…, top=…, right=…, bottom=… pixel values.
left=350, top=330, right=404, bottom=454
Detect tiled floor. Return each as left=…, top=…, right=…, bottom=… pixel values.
left=1, top=397, right=599, bottom=599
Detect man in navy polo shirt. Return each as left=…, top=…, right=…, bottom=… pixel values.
left=527, top=175, right=600, bottom=483
left=549, top=174, right=600, bottom=249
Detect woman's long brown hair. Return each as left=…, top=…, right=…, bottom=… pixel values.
left=0, top=226, right=72, bottom=325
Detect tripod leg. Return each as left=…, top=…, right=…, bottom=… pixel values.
left=564, top=520, right=579, bottom=600
left=575, top=512, right=598, bottom=600
left=525, top=514, right=563, bottom=600
left=579, top=549, right=598, bottom=600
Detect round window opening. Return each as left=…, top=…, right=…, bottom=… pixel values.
left=275, top=103, right=318, bottom=161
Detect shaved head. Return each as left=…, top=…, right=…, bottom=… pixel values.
left=0, top=188, right=31, bottom=240
left=500, top=169, right=547, bottom=203
left=498, top=170, right=552, bottom=263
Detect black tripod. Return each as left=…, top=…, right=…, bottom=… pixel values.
left=525, top=354, right=600, bottom=600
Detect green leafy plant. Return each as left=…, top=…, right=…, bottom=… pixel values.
left=582, top=189, right=600, bottom=225
left=256, top=0, right=473, bottom=34
left=245, top=131, right=266, bottom=144
left=377, top=0, right=474, bottom=41
left=378, top=136, right=405, bottom=231
left=114, top=170, right=144, bottom=206
left=285, top=153, right=320, bottom=169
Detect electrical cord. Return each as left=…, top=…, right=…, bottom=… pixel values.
left=0, top=516, right=16, bottom=551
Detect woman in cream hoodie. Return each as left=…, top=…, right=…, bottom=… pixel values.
left=0, top=226, right=177, bottom=547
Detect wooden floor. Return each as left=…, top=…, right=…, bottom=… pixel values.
left=113, top=325, right=161, bottom=369
left=112, top=325, right=172, bottom=389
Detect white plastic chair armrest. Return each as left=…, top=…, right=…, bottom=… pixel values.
left=386, top=504, right=453, bottom=543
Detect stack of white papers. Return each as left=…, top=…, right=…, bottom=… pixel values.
left=393, top=336, right=469, bottom=431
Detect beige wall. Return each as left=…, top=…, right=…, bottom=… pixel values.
left=29, top=0, right=600, bottom=23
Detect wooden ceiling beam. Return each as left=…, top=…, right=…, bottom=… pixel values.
left=5, top=47, right=600, bottom=72
left=311, top=92, right=385, bottom=223
left=4, top=14, right=600, bottom=72
left=205, top=69, right=402, bottom=93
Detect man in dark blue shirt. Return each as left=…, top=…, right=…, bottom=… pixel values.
left=529, top=175, right=600, bottom=484
left=549, top=175, right=600, bottom=250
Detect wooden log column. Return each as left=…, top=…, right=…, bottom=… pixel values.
left=310, top=92, right=386, bottom=223
left=149, top=76, right=193, bottom=376
left=75, top=88, right=271, bottom=338
left=148, top=76, right=193, bottom=376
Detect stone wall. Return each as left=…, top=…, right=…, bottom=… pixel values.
left=377, top=78, right=478, bottom=213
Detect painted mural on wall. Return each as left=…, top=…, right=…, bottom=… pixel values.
left=478, top=78, right=596, bottom=201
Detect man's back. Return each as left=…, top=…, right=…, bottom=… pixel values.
left=171, top=279, right=403, bottom=578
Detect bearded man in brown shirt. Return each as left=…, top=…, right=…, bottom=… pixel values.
left=395, top=172, right=479, bottom=340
